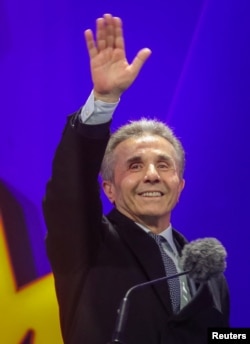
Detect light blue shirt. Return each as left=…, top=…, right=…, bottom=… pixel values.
left=136, top=222, right=194, bottom=308
left=136, top=223, right=178, bottom=256
left=80, top=90, right=119, bottom=125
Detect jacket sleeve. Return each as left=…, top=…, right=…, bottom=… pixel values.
left=43, top=113, right=111, bottom=273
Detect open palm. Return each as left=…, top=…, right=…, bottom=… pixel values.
left=84, top=14, right=151, bottom=102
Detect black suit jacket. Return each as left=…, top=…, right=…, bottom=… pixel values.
left=43, top=114, right=230, bottom=344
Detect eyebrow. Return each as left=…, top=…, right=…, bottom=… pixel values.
left=126, top=156, right=143, bottom=165
left=156, top=154, right=174, bottom=163
left=126, top=154, right=175, bottom=165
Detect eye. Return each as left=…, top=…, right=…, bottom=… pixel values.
left=130, top=163, right=143, bottom=171
left=158, top=161, right=174, bottom=170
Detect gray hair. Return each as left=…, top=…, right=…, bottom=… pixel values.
left=100, top=118, right=185, bottom=181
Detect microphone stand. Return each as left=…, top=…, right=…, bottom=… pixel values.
left=107, top=270, right=189, bottom=344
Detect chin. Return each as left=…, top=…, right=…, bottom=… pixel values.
left=137, top=209, right=168, bottom=218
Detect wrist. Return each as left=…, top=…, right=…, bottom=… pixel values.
left=93, top=90, right=120, bottom=103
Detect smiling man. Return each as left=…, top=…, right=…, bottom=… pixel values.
left=43, top=14, right=230, bottom=344
left=102, top=125, right=185, bottom=234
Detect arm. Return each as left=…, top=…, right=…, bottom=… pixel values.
left=43, top=14, right=152, bottom=273
left=43, top=117, right=110, bottom=273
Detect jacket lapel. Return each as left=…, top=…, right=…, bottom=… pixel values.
left=107, top=209, right=174, bottom=314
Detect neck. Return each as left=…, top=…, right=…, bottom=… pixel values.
left=133, top=215, right=170, bottom=234
left=114, top=207, right=171, bottom=234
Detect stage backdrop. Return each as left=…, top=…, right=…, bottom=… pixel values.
left=1, top=0, right=249, bottom=343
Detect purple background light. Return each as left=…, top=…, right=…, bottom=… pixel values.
left=1, top=0, right=250, bottom=329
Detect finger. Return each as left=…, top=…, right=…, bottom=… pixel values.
left=113, top=17, right=125, bottom=51
left=96, top=17, right=106, bottom=51
left=130, top=48, right=152, bottom=75
left=103, top=13, right=115, bottom=48
left=84, top=29, right=98, bottom=59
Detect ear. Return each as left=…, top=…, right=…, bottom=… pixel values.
left=102, top=180, right=116, bottom=204
left=177, top=178, right=185, bottom=200
left=180, top=178, right=185, bottom=191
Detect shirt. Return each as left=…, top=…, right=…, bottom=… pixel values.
left=80, top=90, right=118, bottom=125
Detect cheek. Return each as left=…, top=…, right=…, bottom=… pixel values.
left=118, top=173, right=140, bottom=190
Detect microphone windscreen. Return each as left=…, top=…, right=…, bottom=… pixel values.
left=180, top=237, right=227, bottom=282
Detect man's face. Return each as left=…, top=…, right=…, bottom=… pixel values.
left=103, top=135, right=185, bottom=230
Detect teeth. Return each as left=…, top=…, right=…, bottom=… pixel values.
left=141, top=192, right=162, bottom=197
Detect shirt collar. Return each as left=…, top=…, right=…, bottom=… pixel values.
left=135, top=222, right=178, bottom=255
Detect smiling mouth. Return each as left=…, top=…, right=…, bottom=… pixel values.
left=139, top=191, right=164, bottom=197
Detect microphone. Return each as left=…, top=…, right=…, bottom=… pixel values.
left=180, top=237, right=227, bottom=283
left=109, top=237, right=227, bottom=344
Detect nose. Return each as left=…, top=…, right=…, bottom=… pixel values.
left=144, top=164, right=160, bottom=183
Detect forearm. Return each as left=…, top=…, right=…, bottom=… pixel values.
left=43, top=114, right=110, bottom=272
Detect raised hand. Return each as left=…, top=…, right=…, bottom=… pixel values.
left=84, top=13, right=152, bottom=102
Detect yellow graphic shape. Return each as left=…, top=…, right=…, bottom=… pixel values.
left=0, top=214, right=63, bottom=344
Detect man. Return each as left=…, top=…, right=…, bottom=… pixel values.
left=43, top=13, right=230, bottom=344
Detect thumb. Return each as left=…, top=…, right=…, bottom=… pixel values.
left=130, top=48, right=152, bottom=76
